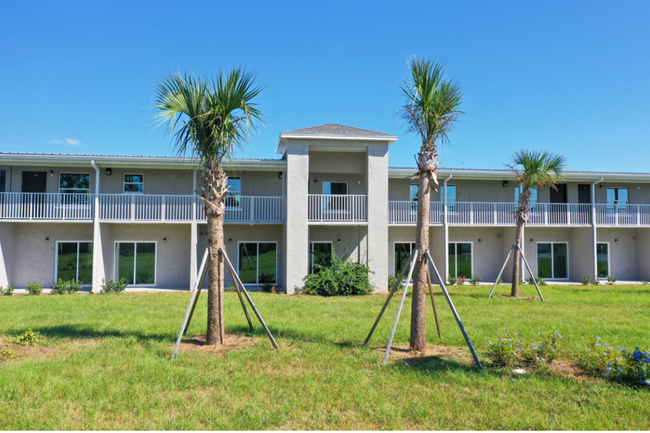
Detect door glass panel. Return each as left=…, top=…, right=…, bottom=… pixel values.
left=57, top=243, right=78, bottom=281
left=553, top=243, right=568, bottom=279
left=448, top=243, right=457, bottom=278
left=394, top=243, right=412, bottom=275
left=457, top=243, right=472, bottom=278
left=135, top=243, right=156, bottom=284
left=311, top=243, right=332, bottom=274
left=238, top=243, right=258, bottom=284
left=258, top=243, right=277, bottom=283
left=118, top=243, right=135, bottom=284
left=78, top=243, right=93, bottom=284
left=597, top=243, right=609, bottom=278
left=537, top=243, right=552, bottom=279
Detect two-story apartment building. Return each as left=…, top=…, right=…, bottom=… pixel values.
left=1, top=124, right=650, bottom=293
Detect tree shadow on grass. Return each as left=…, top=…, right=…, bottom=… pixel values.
left=22, top=323, right=175, bottom=343
left=228, top=323, right=361, bottom=349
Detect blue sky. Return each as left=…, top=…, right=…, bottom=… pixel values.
left=1, top=0, right=649, bottom=172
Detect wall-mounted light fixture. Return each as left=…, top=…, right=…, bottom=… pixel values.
left=228, top=238, right=232, bottom=243
left=615, top=238, right=619, bottom=243
left=337, top=239, right=341, bottom=243
left=162, top=237, right=167, bottom=243
left=45, top=237, right=50, bottom=243
left=478, top=238, right=482, bottom=244
left=106, top=168, right=112, bottom=176
left=599, top=184, right=603, bottom=188
left=529, top=238, right=533, bottom=242
left=503, top=181, right=508, bottom=187
left=49, top=170, right=54, bottom=177
left=278, top=172, right=283, bottom=180
left=314, top=179, right=318, bottom=183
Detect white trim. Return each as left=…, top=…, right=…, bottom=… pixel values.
left=114, top=241, right=157, bottom=286
left=236, top=241, right=279, bottom=285
left=448, top=241, right=474, bottom=279
left=54, top=240, right=93, bottom=285
left=535, top=241, right=569, bottom=280
left=596, top=242, right=611, bottom=280
left=123, top=173, right=144, bottom=194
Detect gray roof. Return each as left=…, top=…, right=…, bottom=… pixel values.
left=282, top=124, right=395, bottom=138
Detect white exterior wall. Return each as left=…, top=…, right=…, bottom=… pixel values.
left=637, top=228, right=650, bottom=281
left=367, top=145, right=389, bottom=292
left=597, top=228, right=640, bottom=280
left=285, top=143, right=310, bottom=293
left=449, top=227, right=506, bottom=282
left=0, top=222, right=16, bottom=286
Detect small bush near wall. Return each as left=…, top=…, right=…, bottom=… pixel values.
left=101, top=279, right=128, bottom=294
left=580, top=337, right=650, bottom=388
left=51, top=279, right=82, bottom=295
left=26, top=281, right=43, bottom=296
left=0, top=286, right=15, bottom=296
left=304, top=253, right=374, bottom=296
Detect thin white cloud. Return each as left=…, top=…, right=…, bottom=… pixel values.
left=50, top=138, right=82, bottom=145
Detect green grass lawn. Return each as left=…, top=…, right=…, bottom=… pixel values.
left=1, top=284, right=649, bottom=430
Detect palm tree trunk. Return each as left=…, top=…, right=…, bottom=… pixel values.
left=199, top=160, right=228, bottom=345
left=510, top=218, right=523, bottom=297
left=410, top=157, right=433, bottom=351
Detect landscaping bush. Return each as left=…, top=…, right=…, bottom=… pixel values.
left=607, top=275, right=618, bottom=285
left=1, top=348, right=16, bottom=360
left=469, top=275, right=482, bottom=286
left=487, top=332, right=523, bottom=367
left=13, top=329, right=41, bottom=346
left=522, top=331, right=562, bottom=366
left=448, top=275, right=458, bottom=285
left=0, top=285, right=15, bottom=296
left=527, top=277, right=547, bottom=286
left=26, top=280, right=43, bottom=295
left=304, top=252, right=374, bottom=296
left=101, top=278, right=128, bottom=294
left=388, top=273, right=398, bottom=290
left=581, top=275, right=592, bottom=285
left=580, top=337, right=650, bottom=387
left=259, top=273, right=275, bottom=293
left=487, top=330, right=562, bottom=370
left=51, top=279, right=82, bottom=295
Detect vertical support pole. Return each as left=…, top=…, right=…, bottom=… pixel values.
left=426, top=266, right=442, bottom=339
left=488, top=244, right=515, bottom=298
left=225, top=260, right=254, bottom=332
left=518, top=244, right=545, bottom=302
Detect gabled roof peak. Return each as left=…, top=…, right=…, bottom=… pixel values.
left=282, top=123, right=395, bottom=138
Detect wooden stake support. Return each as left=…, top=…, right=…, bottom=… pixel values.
left=488, top=243, right=545, bottom=302
left=172, top=246, right=279, bottom=359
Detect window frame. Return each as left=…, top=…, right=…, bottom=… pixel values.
left=409, top=185, right=419, bottom=212
left=226, top=177, right=241, bottom=208
left=309, top=241, right=333, bottom=274
left=606, top=188, right=629, bottom=213
left=114, top=241, right=157, bottom=286
left=59, top=173, right=91, bottom=194
left=54, top=240, right=93, bottom=285
left=448, top=241, right=473, bottom=279
left=123, top=174, right=145, bottom=194
left=441, top=184, right=457, bottom=213
left=236, top=241, right=278, bottom=285
left=536, top=241, right=569, bottom=280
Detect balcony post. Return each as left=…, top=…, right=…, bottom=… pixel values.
left=493, top=203, right=497, bottom=225
left=636, top=204, right=640, bottom=226
left=130, top=194, right=135, bottom=222
left=161, top=195, right=166, bottom=222
left=591, top=178, right=603, bottom=280
left=567, top=204, right=571, bottom=225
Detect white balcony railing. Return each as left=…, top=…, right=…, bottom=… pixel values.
left=99, top=194, right=194, bottom=221
left=308, top=194, right=367, bottom=222
left=0, top=192, right=94, bottom=220
left=389, top=201, right=593, bottom=226
left=197, top=196, right=285, bottom=223
left=595, top=204, right=650, bottom=226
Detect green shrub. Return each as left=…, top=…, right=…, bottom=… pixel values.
left=579, top=337, right=616, bottom=377
left=26, top=280, right=43, bottom=295
left=527, top=277, right=547, bottom=286
left=101, top=278, right=128, bottom=294
left=50, top=278, right=81, bottom=295
left=606, top=275, right=617, bottom=285
left=1, top=348, right=16, bottom=359
left=523, top=331, right=562, bottom=366
left=581, top=275, right=592, bottom=285
left=259, top=273, right=275, bottom=293
left=487, top=331, right=562, bottom=370
left=304, top=252, right=374, bottom=296
left=0, top=286, right=15, bottom=296
left=580, top=338, right=650, bottom=387
left=13, top=329, right=41, bottom=346
left=487, top=332, right=523, bottom=367
left=448, top=275, right=458, bottom=286
left=388, top=273, right=398, bottom=290
left=469, top=275, right=482, bottom=286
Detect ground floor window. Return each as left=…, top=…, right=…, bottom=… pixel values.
left=309, top=242, right=332, bottom=274
left=238, top=242, right=277, bottom=285
left=57, top=241, right=93, bottom=284
left=394, top=242, right=416, bottom=275
left=597, top=243, right=609, bottom=279
left=537, top=242, right=568, bottom=279
left=448, top=242, right=472, bottom=278
left=115, top=242, right=156, bottom=285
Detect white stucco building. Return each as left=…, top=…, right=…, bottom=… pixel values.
left=2, top=124, right=650, bottom=293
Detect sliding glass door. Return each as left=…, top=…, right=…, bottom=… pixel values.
left=537, top=242, right=568, bottom=279
left=56, top=241, right=93, bottom=284
left=116, top=242, right=156, bottom=285
left=448, top=242, right=472, bottom=279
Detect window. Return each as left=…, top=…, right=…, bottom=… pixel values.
left=226, top=177, right=241, bottom=207
left=116, top=242, right=156, bottom=285
left=310, top=242, right=332, bottom=274
left=0, top=170, right=5, bottom=192
left=410, top=185, right=418, bottom=211
left=607, top=188, right=628, bottom=213
left=515, top=187, right=538, bottom=210
left=394, top=242, right=416, bottom=275
left=123, top=174, right=144, bottom=193
left=537, top=242, right=568, bottom=279
left=56, top=241, right=93, bottom=284
left=441, top=184, right=456, bottom=212
left=597, top=243, right=609, bottom=279
left=448, top=242, right=472, bottom=279
left=59, top=173, right=90, bottom=194
left=238, top=242, right=277, bottom=285
left=323, top=182, right=348, bottom=195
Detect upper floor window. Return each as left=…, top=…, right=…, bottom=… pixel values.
left=0, top=170, right=5, bottom=193
left=441, top=184, right=456, bottom=211
left=123, top=174, right=144, bottom=193
left=515, top=187, right=538, bottom=210
left=59, top=173, right=90, bottom=194
left=323, top=182, right=347, bottom=195
left=607, top=188, right=628, bottom=206
left=226, top=177, right=241, bottom=207
left=410, top=185, right=419, bottom=202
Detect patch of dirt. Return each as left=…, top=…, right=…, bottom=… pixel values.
left=495, top=294, right=538, bottom=301
left=375, top=343, right=474, bottom=365
left=178, top=333, right=258, bottom=355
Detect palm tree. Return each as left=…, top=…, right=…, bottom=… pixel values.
left=154, top=68, right=264, bottom=345
left=509, top=149, right=566, bottom=297
left=399, top=57, right=463, bottom=351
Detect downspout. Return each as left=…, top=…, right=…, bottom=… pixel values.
left=443, top=174, right=453, bottom=282
left=591, top=177, right=604, bottom=280
left=90, top=160, right=102, bottom=293
left=520, top=182, right=525, bottom=281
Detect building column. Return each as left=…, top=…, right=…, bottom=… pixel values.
left=591, top=179, right=602, bottom=279
left=0, top=222, right=15, bottom=287
left=443, top=174, right=453, bottom=280
left=91, top=161, right=105, bottom=293
left=190, top=170, right=198, bottom=290
left=367, top=145, right=389, bottom=292
left=284, top=143, right=309, bottom=294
